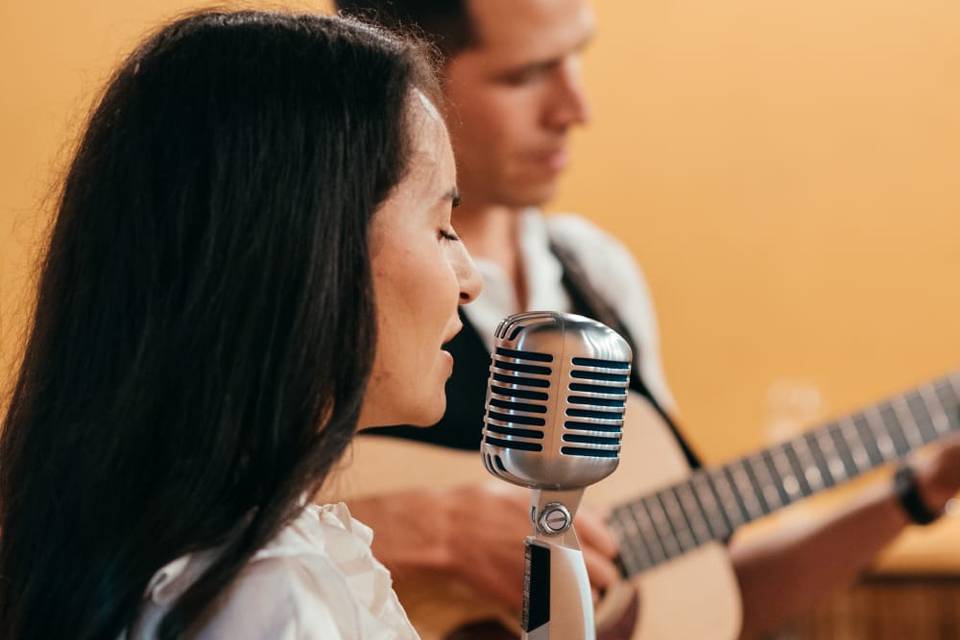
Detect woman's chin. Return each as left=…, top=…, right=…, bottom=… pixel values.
left=356, top=392, right=447, bottom=430
left=409, top=396, right=447, bottom=428
left=406, top=381, right=450, bottom=427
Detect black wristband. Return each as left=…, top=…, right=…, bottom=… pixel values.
left=893, top=464, right=941, bottom=526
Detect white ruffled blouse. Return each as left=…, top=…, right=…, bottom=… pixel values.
left=123, top=503, right=419, bottom=639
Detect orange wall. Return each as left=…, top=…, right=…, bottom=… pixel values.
left=553, top=0, right=960, bottom=460
left=2, top=1, right=958, bottom=461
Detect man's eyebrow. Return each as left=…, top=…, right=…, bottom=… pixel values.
left=508, top=32, right=596, bottom=74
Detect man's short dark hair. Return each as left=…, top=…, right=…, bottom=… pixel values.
left=334, top=0, right=476, bottom=59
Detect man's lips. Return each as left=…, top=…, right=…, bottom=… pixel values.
left=530, top=148, right=568, bottom=172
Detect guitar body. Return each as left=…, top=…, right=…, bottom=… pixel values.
left=327, top=395, right=743, bottom=640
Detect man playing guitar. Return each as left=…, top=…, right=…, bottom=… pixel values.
left=333, top=1, right=960, bottom=637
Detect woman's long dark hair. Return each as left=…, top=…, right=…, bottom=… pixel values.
left=0, top=10, right=434, bottom=639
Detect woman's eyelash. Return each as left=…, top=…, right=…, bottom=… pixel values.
left=439, top=228, right=460, bottom=242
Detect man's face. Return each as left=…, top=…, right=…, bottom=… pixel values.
left=444, top=0, right=595, bottom=209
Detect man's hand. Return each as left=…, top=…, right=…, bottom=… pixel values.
left=913, top=434, right=960, bottom=514
left=347, top=483, right=621, bottom=612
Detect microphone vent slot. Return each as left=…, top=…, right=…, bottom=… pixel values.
left=562, top=355, right=631, bottom=459
left=484, top=347, right=553, bottom=453
left=496, top=347, right=554, bottom=363
left=483, top=452, right=526, bottom=484
left=483, top=435, right=542, bottom=452
left=495, top=312, right=556, bottom=341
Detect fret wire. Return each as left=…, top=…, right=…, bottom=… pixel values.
left=741, top=455, right=774, bottom=514
left=874, top=403, right=911, bottom=456
left=658, top=489, right=695, bottom=551
left=726, top=461, right=764, bottom=521
left=747, top=451, right=783, bottom=511
left=767, top=446, right=801, bottom=505
left=691, top=472, right=732, bottom=540
left=919, top=383, right=950, bottom=435
left=627, top=515, right=655, bottom=571
left=781, top=442, right=814, bottom=497
left=861, top=408, right=896, bottom=461
left=835, top=417, right=869, bottom=472
left=937, top=375, right=960, bottom=402
left=642, top=496, right=681, bottom=559
left=611, top=508, right=650, bottom=573
left=790, top=434, right=825, bottom=492
left=850, top=414, right=885, bottom=466
left=634, top=503, right=666, bottom=567
left=607, top=510, right=638, bottom=573
left=704, top=469, right=744, bottom=532
left=905, top=390, right=939, bottom=443
left=608, top=509, right=626, bottom=539
left=662, top=483, right=701, bottom=549
left=655, top=494, right=689, bottom=558
left=738, top=458, right=769, bottom=516
left=890, top=396, right=926, bottom=450
left=712, top=465, right=752, bottom=525
left=815, top=425, right=849, bottom=483
left=788, top=435, right=815, bottom=482
left=619, top=549, right=644, bottom=576
left=803, top=431, right=836, bottom=488
left=947, top=373, right=960, bottom=404
left=674, top=482, right=713, bottom=544
left=627, top=509, right=666, bottom=567
left=629, top=500, right=666, bottom=564
left=628, top=510, right=656, bottom=573
left=934, top=378, right=960, bottom=429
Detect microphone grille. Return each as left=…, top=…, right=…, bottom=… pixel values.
left=482, top=312, right=632, bottom=489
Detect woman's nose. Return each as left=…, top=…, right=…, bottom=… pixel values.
left=456, top=249, right=482, bottom=304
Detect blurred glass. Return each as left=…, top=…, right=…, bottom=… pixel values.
left=765, top=379, right=824, bottom=445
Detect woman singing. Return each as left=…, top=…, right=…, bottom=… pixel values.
left=0, top=10, right=479, bottom=639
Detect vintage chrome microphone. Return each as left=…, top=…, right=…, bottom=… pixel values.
left=481, top=311, right=632, bottom=640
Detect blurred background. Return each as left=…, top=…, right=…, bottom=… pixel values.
left=2, top=1, right=958, bottom=635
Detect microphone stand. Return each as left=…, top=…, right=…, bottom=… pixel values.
left=522, top=489, right=595, bottom=640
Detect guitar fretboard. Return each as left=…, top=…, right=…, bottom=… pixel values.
left=607, top=372, right=960, bottom=577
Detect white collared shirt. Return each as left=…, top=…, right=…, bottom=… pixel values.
left=465, top=210, right=675, bottom=411
left=124, top=503, right=418, bottom=640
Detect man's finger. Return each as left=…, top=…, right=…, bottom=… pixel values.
left=575, top=509, right=619, bottom=558
left=583, top=546, right=621, bottom=590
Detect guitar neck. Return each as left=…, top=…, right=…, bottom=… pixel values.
left=608, top=372, right=960, bottom=577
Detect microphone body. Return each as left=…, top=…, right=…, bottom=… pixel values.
left=481, top=312, right=633, bottom=640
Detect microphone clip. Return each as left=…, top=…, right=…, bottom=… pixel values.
left=523, top=488, right=595, bottom=640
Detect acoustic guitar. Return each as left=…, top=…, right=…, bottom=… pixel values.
left=329, top=372, right=959, bottom=639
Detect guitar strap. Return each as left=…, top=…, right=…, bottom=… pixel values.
left=548, top=241, right=702, bottom=470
